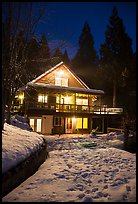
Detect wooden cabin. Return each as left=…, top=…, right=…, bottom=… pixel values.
left=13, top=62, right=123, bottom=135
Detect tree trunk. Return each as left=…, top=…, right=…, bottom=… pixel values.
left=6, top=98, right=12, bottom=124
left=6, top=106, right=11, bottom=124
left=2, top=84, right=5, bottom=130
left=113, top=79, right=116, bottom=108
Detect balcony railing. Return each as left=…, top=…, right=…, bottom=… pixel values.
left=13, top=102, right=123, bottom=115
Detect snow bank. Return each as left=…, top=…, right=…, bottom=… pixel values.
left=2, top=123, right=44, bottom=174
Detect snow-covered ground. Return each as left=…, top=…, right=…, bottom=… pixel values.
left=2, top=118, right=136, bottom=202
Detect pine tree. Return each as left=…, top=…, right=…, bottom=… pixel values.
left=26, top=37, right=41, bottom=80
left=71, top=21, right=99, bottom=87
left=62, top=50, right=70, bottom=65
left=100, top=6, right=134, bottom=108
left=38, top=34, right=51, bottom=71
left=52, top=47, right=63, bottom=65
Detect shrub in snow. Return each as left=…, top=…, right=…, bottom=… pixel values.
left=10, top=115, right=32, bottom=131
left=106, top=132, right=124, bottom=141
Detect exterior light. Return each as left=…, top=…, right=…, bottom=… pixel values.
left=19, top=94, right=24, bottom=100
left=58, top=70, right=64, bottom=76
left=64, top=96, right=70, bottom=103
left=72, top=117, right=76, bottom=123
left=18, top=93, right=24, bottom=104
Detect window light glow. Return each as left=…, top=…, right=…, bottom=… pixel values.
left=38, top=94, right=47, bottom=103
left=76, top=118, right=82, bottom=129
left=55, top=77, right=68, bottom=87
left=64, top=96, right=71, bottom=104
left=36, top=119, right=41, bottom=132
left=72, top=117, right=76, bottom=123
left=19, top=94, right=24, bottom=100
left=18, top=93, right=24, bottom=104
left=58, top=70, right=64, bottom=76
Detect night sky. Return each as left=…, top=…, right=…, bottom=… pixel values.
left=34, top=2, right=136, bottom=60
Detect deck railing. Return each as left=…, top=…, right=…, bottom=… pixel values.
left=13, top=102, right=123, bottom=115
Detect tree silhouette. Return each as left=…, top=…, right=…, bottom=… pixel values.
left=100, top=6, right=134, bottom=108
left=71, top=21, right=99, bottom=87
left=38, top=34, right=51, bottom=71
left=62, top=50, right=70, bottom=65
left=52, top=47, right=63, bottom=65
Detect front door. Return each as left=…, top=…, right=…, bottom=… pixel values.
left=66, top=118, right=73, bottom=133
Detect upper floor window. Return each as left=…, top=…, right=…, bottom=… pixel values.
left=55, top=77, right=68, bottom=87
left=38, top=94, right=48, bottom=103
left=76, top=98, right=88, bottom=105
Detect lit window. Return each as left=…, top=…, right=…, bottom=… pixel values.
left=56, top=96, right=60, bottom=103
left=76, top=118, right=88, bottom=129
left=56, top=96, right=64, bottom=104
left=30, top=119, right=35, bottom=131
left=76, top=98, right=88, bottom=105
left=83, top=118, right=88, bottom=128
left=55, top=77, right=68, bottom=87
left=37, top=119, right=41, bottom=132
left=76, top=118, right=82, bottom=129
left=38, top=94, right=47, bottom=103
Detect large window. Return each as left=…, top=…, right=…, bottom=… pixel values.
left=29, top=118, right=42, bottom=132
left=38, top=94, right=48, bottom=103
left=76, top=118, right=82, bottom=129
left=36, top=119, right=42, bottom=132
left=55, top=77, right=68, bottom=87
left=30, top=119, right=35, bottom=131
left=76, top=118, right=88, bottom=129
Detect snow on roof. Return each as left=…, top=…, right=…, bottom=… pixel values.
left=17, top=85, right=26, bottom=92
left=27, top=82, right=104, bottom=95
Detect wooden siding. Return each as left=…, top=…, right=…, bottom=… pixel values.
left=34, top=64, right=87, bottom=89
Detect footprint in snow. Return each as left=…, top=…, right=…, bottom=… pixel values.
left=83, top=196, right=93, bottom=202
left=67, top=164, right=72, bottom=169
left=67, top=187, right=76, bottom=192
left=81, top=173, right=89, bottom=178
left=92, top=187, right=98, bottom=192
left=126, top=185, right=131, bottom=192
left=103, top=185, right=108, bottom=189
left=92, top=192, right=105, bottom=199
left=78, top=193, right=85, bottom=198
